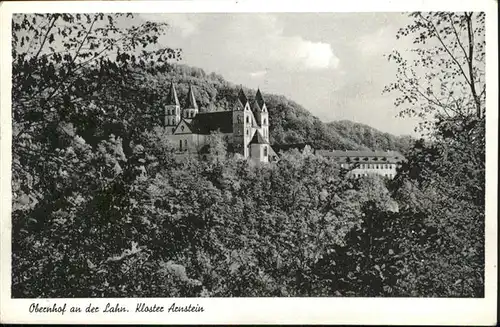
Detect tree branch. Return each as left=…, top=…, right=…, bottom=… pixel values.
left=416, top=13, right=472, bottom=89
left=447, top=13, right=470, bottom=64
left=33, top=14, right=58, bottom=62
left=465, top=12, right=482, bottom=118
left=42, top=15, right=99, bottom=106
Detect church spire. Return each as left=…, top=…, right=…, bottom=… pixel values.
left=255, top=88, right=266, bottom=109
left=166, top=81, right=180, bottom=106
left=238, top=86, right=248, bottom=107
left=186, top=83, right=198, bottom=109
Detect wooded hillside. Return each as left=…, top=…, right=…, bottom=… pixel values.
left=143, top=63, right=413, bottom=153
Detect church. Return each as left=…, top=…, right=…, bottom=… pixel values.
left=161, top=82, right=276, bottom=163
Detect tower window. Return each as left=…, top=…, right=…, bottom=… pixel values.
left=264, top=118, right=267, bottom=125
left=246, top=116, right=250, bottom=124
left=238, top=116, right=242, bottom=123
left=246, top=129, right=249, bottom=136
left=264, top=146, right=268, bottom=157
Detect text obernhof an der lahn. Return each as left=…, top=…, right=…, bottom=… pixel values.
left=29, top=302, right=205, bottom=315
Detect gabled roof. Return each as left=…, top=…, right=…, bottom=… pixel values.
left=255, top=88, right=266, bottom=109
left=185, top=84, right=198, bottom=109
left=238, top=87, right=248, bottom=107
left=191, top=111, right=233, bottom=134
left=173, top=119, right=193, bottom=134
left=249, top=130, right=268, bottom=145
left=166, top=81, right=180, bottom=106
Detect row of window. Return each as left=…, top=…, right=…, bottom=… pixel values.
left=184, top=111, right=195, bottom=118
left=166, top=111, right=196, bottom=119
left=166, top=108, right=180, bottom=115
left=237, top=116, right=267, bottom=125
left=352, top=173, right=395, bottom=178
left=341, top=163, right=396, bottom=170
left=167, top=118, right=178, bottom=126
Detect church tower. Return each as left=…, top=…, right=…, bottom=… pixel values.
left=183, top=84, right=199, bottom=119
left=232, top=87, right=253, bottom=157
left=253, top=88, right=269, bottom=141
left=165, top=81, right=181, bottom=134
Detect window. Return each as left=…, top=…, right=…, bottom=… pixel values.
left=264, top=146, right=268, bottom=157
left=246, top=116, right=250, bottom=124
left=179, top=140, right=182, bottom=151
left=184, top=139, right=188, bottom=151
left=237, top=116, right=242, bottom=123
left=263, top=118, right=267, bottom=125
left=246, top=129, right=249, bottom=136
left=181, top=125, right=185, bottom=132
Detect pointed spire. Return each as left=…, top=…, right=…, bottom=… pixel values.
left=186, top=83, right=198, bottom=109
left=238, top=86, right=248, bottom=107
left=255, top=88, right=265, bottom=109
left=167, top=81, right=180, bottom=106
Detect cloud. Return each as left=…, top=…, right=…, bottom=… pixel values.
left=160, top=14, right=340, bottom=72
left=230, top=14, right=339, bottom=71
left=249, top=70, right=268, bottom=78
left=295, top=39, right=339, bottom=69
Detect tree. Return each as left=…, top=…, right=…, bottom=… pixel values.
left=384, top=12, right=485, bottom=133
left=382, top=12, right=486, bottom=297
left=11, top=13, right=183, bottom=297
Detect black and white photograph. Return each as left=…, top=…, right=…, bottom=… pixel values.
left=0, top=0, right=497, bottom=324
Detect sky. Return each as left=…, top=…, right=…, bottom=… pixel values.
left=138, top=13, right=419, bottom=136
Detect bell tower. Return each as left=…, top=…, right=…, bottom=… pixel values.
left=183, top=84, right=199, bottom=119
left=165, top=81, right=181, bottom=134
left=253, top=88, right=269, bottom=141
left=232, top=87, right=252, bottom=157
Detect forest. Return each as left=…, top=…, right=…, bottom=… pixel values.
left=11, top=12, right=485, bottom=297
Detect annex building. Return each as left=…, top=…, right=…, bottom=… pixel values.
left=316, top=149, right=405, bottom=179
left=161, top=82, right=276, bottom=163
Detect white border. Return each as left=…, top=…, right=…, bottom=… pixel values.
left=0, top=1, right=497, bottom=325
